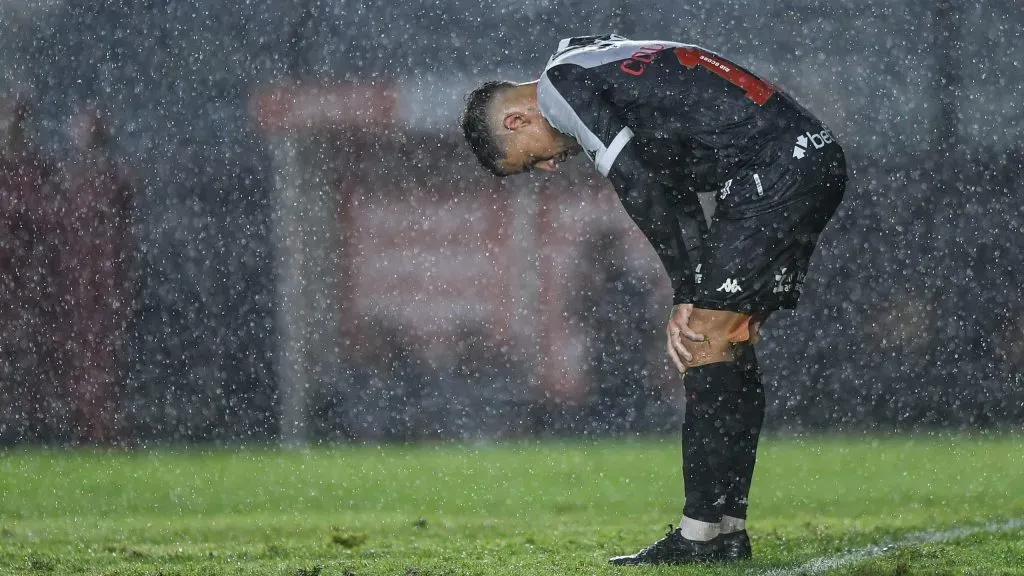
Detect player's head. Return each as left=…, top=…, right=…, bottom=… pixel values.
left=461, top=80, right=580, bottom=177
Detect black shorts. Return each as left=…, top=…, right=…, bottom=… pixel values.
left=691, top=172, right=847, bottom=315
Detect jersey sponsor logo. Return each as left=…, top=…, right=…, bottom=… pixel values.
left=792, top=129, right=835, bottom=159
left=618, top=44, right=668, bottom=76
left=716, top=278, right=742, bottom=294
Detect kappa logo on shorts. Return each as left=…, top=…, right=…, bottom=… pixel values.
left=792, top=129, right=835, bottom=160
left=716, top=278, right=742, bottom=293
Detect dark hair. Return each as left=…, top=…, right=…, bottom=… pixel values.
left=460, top=80, right=516, bottom=177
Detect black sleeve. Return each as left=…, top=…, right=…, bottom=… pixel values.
left=606, top=140, right=697, bottom=305
left=538, top=64, right=698, bottom=304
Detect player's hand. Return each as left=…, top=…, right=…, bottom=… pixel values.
left=666, top=303, right=705, bottom=374
left=748, top=315, right=764, bottom=345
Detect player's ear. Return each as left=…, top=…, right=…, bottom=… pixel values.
left=502, top=111, right=529, bottom=132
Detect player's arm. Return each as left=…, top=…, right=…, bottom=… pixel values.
left=607, top=145, right=711, bottom=371
left=537, top=63, right=698, bottom=307
left=605, top=145, right=697, bottom=306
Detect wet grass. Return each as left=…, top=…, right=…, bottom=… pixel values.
left=1, top=434, right=1022, bottom=575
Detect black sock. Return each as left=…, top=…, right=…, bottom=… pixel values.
left=721, top=343, right=765, bottom=520
left=681, top=361, right=746, bottom=523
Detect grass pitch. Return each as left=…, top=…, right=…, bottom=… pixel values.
left=1, top=434, right=1023, bottom=575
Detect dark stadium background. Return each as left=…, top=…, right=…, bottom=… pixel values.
left=0, top=0, right=1020, bottom=445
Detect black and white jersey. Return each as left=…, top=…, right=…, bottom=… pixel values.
left=537, top=35, right=845, bottom=304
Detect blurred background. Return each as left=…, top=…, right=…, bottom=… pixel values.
left=0, top=0, right=1020, bottom=445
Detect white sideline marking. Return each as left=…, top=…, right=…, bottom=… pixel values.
left=754, top=518, right=1024, bottom=576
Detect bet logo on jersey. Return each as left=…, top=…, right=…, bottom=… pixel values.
left=792, top=129, right=835, bottom=159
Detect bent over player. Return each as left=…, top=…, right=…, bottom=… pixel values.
left=460, top=35, right=846, bottom=564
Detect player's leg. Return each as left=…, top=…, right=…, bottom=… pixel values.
left=718, top=340, right=764, bottom=561
left=674, top=306, right=757, bottom=548
left=611, top=170, right=847, bottom=566
left=698, top=173, right=848, bottom=561
left=610, top=305, right=758, bottom=566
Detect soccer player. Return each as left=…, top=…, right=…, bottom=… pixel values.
left=460, top=35, right=846, bottom=564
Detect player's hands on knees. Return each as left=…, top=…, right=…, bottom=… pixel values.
left=665, top=303, right=705, bottom=374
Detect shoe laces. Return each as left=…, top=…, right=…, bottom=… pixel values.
left=637, top=524, right=679, bottom=557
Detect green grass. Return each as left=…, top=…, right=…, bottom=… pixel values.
left=1, top=434, right=1023, bottom=575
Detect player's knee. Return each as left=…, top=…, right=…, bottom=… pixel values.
left=688, top=308, right=748, bottom=338
left=684, top=308, right=752, bottom=368
left=684, top=342, right=733, bottom=368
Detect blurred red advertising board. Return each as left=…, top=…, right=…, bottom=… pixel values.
left=339, top=176, right=516, bottom=362
left=251, top=83, right=398, bottom=134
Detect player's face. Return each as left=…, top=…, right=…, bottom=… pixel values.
left=497, top=110, right=581, bottom=176
left=501, top=142, right=580, bottom=175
